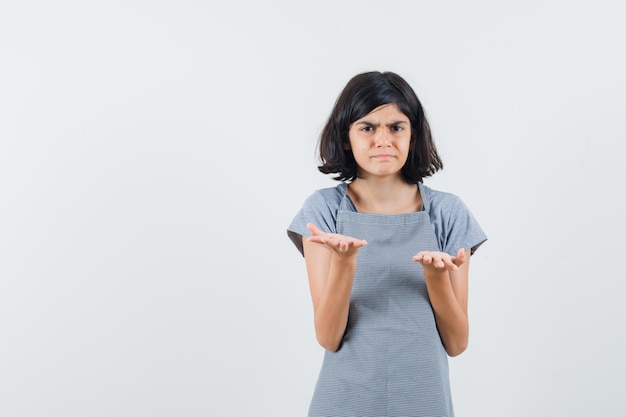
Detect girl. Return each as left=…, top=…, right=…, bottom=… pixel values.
left=287, top=71, right=487, bottom=417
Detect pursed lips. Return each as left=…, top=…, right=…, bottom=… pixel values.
left=371, top=154, right=395, bottom=159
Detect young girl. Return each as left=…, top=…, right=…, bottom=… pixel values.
left=287, top=71, right=487, bottom=417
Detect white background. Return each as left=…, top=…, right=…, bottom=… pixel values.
left=1, top=1, right=625, bottom=416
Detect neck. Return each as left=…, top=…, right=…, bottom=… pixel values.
left=347, top=177, right=421, bottom=214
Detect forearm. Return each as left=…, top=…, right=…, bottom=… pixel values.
left=313, top=256, right=356, bottom=352
left=424, top=270, right=469, bottom=357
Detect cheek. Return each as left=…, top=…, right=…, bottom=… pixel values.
left=399, top=140, right=412, bottom=161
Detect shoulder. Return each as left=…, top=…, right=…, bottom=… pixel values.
left=303, top=182, right=348, bottom=211
left=290, top=182, right=348, bottom=234
left=419, top=183, right=487, bottom=255
left=287, top=183, right=348, bottom=255
left=420, top=183, right=465, bottom=215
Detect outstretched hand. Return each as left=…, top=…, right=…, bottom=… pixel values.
left=306, top=223, right=367, bottom=256
left=412, top=248, right=467, bottom=272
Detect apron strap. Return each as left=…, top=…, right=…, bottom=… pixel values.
left=418, top=182, right=430, bottom=212
left=338, top=185, right=357, bottom=212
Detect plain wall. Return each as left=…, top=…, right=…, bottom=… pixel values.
left=1, top=1, right=625, bottom=416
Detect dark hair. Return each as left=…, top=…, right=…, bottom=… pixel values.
left=317, top=71, right=443, bottom=183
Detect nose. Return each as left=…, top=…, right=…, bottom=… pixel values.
left=374, top=129, right=391, bottom=147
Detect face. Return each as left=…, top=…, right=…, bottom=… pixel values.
left=347, top=103, right=412, bottom=179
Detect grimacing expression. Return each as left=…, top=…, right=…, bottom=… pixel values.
left=347, top=103, right=412, bottom=179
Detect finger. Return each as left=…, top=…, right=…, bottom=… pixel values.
left=434, top=255, right=448, bottom=266
left=307, top=236, right=326, bottom=244
left=307, top=232, right=333, bottom=245
left=327, top=237, right=344, bottom=250
left=441, top=254, right=459, bottom=269
left=412, top=251, right=425, bottom=262
left=306, top=222, right=320, bottom=236
left=452, top=248, right=467, bottom=266
left=444, top=259, right=458, bottom=270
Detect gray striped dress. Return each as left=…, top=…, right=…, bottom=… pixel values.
left=288, top=183, right=486, bottom=417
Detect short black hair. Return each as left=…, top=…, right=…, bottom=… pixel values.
left=317, top=71, right=443, bottom=183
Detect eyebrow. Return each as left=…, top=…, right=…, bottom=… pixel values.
left=354, top=121, right=408, bottom=127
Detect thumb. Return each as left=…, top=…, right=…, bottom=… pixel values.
left=453, top=248, right=467, bottom=266
left=306, top=222, right=319, bottom=235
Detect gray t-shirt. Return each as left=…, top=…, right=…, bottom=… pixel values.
left=287, top=182, right=487, bottom=257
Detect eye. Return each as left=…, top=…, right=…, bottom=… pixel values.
left=391, top=124, right=404, bottom=132
left=361, top=126, right=374, bottom=132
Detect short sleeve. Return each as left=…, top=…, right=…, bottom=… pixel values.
left=286, top=187, right=343, bottom=256
left=422, top=185, right=487, bottom=256
left=439, top=197, right=487, bottom=256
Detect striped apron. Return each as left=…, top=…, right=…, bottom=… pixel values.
left=308, top=193, right=454, bottom=417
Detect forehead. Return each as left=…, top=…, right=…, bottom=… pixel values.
left=358, top=103, right=408, bottom=121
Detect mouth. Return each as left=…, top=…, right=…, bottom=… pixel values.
left=371, top=154, right=395, bottom=160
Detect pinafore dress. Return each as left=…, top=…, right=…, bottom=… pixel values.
left=308, top=192, right=454, bottom=417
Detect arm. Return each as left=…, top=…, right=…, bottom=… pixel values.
left=413, top=248, right=470, bottom=357
left=303, top=223, right=367, bottom=352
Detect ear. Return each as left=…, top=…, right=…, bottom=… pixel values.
left=343, top=141, right=351, bottom=150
